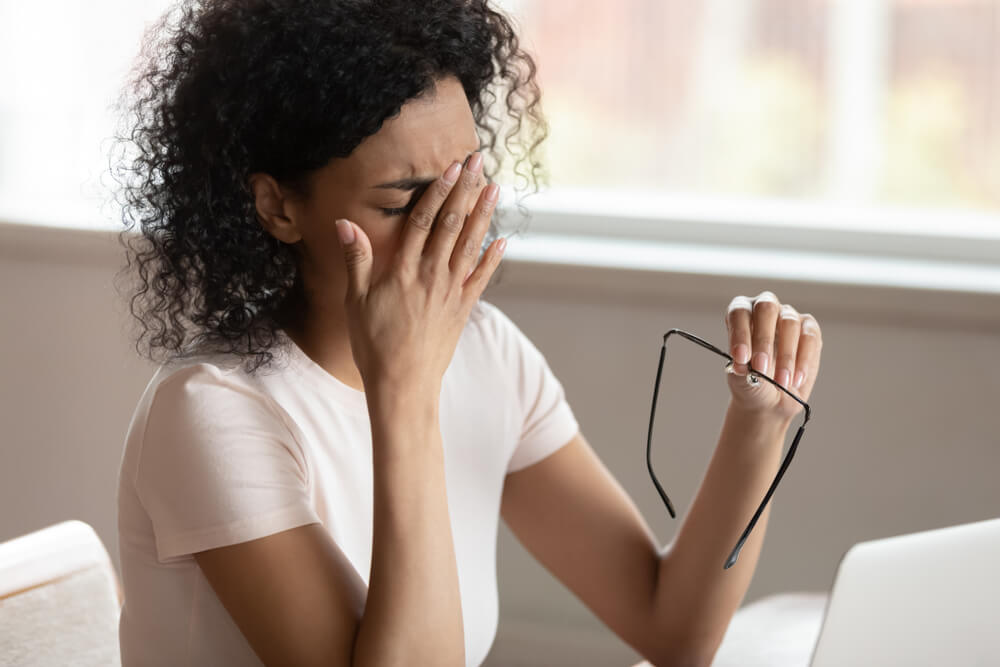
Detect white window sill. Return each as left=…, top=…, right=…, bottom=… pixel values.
left=504, top=232, right=1000, bottom=295
left=3, top=196, right=999, bottom=329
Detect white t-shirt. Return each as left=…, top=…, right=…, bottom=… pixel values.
left=116, top=300, right=580, bottom=666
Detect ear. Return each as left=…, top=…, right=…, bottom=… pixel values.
left=248, top=172, right=303, bottom=244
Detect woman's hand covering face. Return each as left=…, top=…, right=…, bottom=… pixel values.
left=334, top=151, right=505, bottom=393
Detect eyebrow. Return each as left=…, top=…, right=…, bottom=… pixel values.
left=372, top=177, right=436, bottom=191
left=371, top=152, right=476, bottom=190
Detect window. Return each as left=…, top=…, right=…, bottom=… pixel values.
left=504, top=0, right=1000, bottom=235
left=0, top=0, right=171, bottom=228
left=2, top=0, right=997, bottom=286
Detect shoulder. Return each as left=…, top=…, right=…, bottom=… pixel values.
left=142, top=355, right=295, bottom=441
left=151, top=356, right=262, bottom=406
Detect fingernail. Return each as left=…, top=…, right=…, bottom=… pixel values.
left=468, top=152, right=484, bottom=173
left=752, top=352, right=769, bottom=375
left=485, top=183, right=500, bottom=203
left=734, top=344, right=750, bottom=364
left=443, top=161, right=462, bottom=184
left=776, top=369, right=791, bottom=388
left=794, top=370, right=806, bottom=389
left=497, top=237, right=507, bottom=253
left=335, top=219, right=355, bottom=245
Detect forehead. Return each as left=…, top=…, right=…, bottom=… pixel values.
left=351, top=76, right=480, bottom=181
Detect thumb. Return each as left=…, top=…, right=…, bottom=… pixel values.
left=336, top=219, right=372, bottom=301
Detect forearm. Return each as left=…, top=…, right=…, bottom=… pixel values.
left=352, top=385, right=465, bottom=667
left=650, top=402, right=789, bottom=665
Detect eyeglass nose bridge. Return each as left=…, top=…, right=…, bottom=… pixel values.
left=648, top=329, right=813, bottom=569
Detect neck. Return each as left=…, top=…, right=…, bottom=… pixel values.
left=281, top=283, right=364, bottom=392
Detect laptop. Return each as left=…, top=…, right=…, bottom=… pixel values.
left=809, top=516, right=1000, bottom=666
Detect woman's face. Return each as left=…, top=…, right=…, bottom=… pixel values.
left=255, top=76, right=483, bottom=308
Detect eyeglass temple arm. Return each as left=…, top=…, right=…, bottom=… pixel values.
left=724, top=422, right=806, bottom=569
left=646, top=342, right=676, bottom=518
left=646, top=330, right=731, bottom=518
left=651, top=330, right=813, bottom=570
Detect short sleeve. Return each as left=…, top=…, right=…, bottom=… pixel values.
left=479, top=302, right=580, bottom=473
left=134, top=364, right=321, bottom=562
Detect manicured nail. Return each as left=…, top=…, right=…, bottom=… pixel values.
left=335, top=219, right=355, bottom=245
left=752, top=352, right=769, bottom=375
left=776, top=369, right=791, bottom=388
left=794, top=370, right=806, bottom=389
left=443, top=161, right=462, bottom=184
left=485, top=183, right=500, bottom=203
left=497, top=237, right=507, bottom=253
left=734, top=344, right=750, bottom=364
left=468, top=152, right=484, bottom=173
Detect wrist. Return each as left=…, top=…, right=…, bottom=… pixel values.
left=726, top=400, right=793, bottom=439
left=366, top=379, right=440, bottom=424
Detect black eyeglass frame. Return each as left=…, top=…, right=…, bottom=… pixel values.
left=646, top=329, right=813, bottom=570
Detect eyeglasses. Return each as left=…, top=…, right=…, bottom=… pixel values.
left=646, top=329, right=813, bottom=570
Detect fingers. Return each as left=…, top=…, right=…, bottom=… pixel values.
left=451, top=182, right=500, bottom=282
left=727, top=292, right=806, bottom=384
left=793, top=314, right=822, bottom=392
left=335, top=219, right=372, bottom=302
left=749, top=291, right=780, bottom=377
left=774, top=304, right=801, bottom=388
left=726, top=296, right=753, bottom=374
left=725, top=291, right=822, bottom=404
left=461, top=236, right=507, bottom=301
left=397, top=159, right=464, bottom=265
left=420, top=152, right=486, bottom=272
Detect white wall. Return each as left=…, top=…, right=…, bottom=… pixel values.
left=1, top=222, right=998, bottom=666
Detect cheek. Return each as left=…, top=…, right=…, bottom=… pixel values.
left=360, top=219, right=406, bottom=273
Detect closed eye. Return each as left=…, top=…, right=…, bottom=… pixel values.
left=379, top=205, right=411, bottom=217
left=379, top=182, right=431, bottom=218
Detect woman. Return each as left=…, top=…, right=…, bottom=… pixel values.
left=114, top=1, right=823, bottom=665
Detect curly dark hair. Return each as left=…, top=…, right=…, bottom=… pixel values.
left=113, top=0, right=547, bottom=372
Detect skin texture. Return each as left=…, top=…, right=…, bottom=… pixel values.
left=194, top=77, right=825, bottom=667
left=117, top=0, right=545, bottom=373
left=194, top=77, right=504, bottom=667
left=248, top=77, right=487, bottom=390
left=501, top=291, right=822, bottom=666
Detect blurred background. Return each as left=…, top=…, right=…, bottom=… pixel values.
left=3, top=0, right=1000, bottom=222
left=1, top=1, right=998, bottom=665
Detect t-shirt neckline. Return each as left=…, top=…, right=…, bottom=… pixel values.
left=279, top=330, right=370, bottom=416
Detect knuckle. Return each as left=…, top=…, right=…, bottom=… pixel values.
left=421, top=262, right=443, bottom=284
left=409, top=208, right=435, bottom=231
left=440, top=211, right=463, bottom=235
left=728, top=295, right=751, bottom=310
left=393, top=257, right=415, bottom=281
left=461, top=168, right=480, bottom=190
left=460, top=236, right=479, bottom=258
left=433, top=179, right=453, bottom=199
left=342, top=246, right=367, bottom=266
left=755, top=290, right=779, bottom=303
left=780, top=304, right=800, bottom=320
left=753, top=299, right=780, bottom=316
left=726, top=297, right=751, bottom=325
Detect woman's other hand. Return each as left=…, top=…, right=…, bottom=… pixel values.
left=334, top=151, right=506, bottom=395
left=724, top=291, right=823, bottom=421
